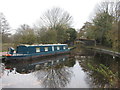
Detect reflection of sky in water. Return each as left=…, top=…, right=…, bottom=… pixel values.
left=1, top=70, right=41, bottom=88
left=1, top=58, right=89, bottom=88
left=66, top=60, right=89, bottom=88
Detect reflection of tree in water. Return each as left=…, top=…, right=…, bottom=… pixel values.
left=77, top=52, right=119, bottom=88
left=0, top=63, right=5, bottom=78
left=34, top=64, right=72, bottom=88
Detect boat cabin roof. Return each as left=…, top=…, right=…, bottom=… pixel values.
left=18, top=44, right=67, bottom=47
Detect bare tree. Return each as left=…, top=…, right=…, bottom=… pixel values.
left=39, top=7, right=73, bottom=29
left=95, top=0, right=120, bottom=22
left=0, top=13, right=10, bottom=35
left=35, top=7, right=73, bottom=44
left=14, top=24, right=36, bottom=45
left=0, top=12, right=11, bottom=43
left=114, top=1, right=120, bottom=22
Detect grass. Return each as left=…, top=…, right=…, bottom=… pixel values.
left=87, top=63, right=118, bottom=87
left=2, top=43, right=14, bottom=52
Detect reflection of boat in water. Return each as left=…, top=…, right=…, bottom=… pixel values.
left=3, top=54, right=75, bottom=88
left=4, top=54, right=71, bottom=74
left=3, top=44, right=70, bottom=61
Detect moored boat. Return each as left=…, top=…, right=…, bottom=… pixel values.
left=3, top=44, right=70, bottom=61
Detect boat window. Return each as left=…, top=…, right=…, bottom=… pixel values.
left=63, top=46, right=66, bottom=49
left=52, top=46, right=54, bottom=51
left=36, top=47, right=40, bottom=52
left=57, top=46, right=60, bottom=50
left=45, top=47, right=48, bottom=51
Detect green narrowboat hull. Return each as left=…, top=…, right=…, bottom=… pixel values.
left=4, top=49, right=70, bottom=61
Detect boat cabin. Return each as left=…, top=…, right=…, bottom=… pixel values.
left=16, top=44, right=68, bottom=54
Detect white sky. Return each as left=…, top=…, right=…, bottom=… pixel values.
left=0, top=0, right=102, bottom=32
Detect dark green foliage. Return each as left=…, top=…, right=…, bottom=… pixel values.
left=93, top=12, right=113, bottom=46
left=66, top=28, right=77, bottom=42
left=39, top=29, right=57, bottom=44
left=36, top=26, right=77, bottom=44
left=55, top=26, right=68, bottom=43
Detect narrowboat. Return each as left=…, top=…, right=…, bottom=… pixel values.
left=3, top=44, right=70, bottom=61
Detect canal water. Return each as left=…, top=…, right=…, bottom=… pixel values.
left=0, top=48, right=120, bottom=88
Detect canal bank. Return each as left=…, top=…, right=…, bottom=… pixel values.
left=84, top=46, right=120, bottom=58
